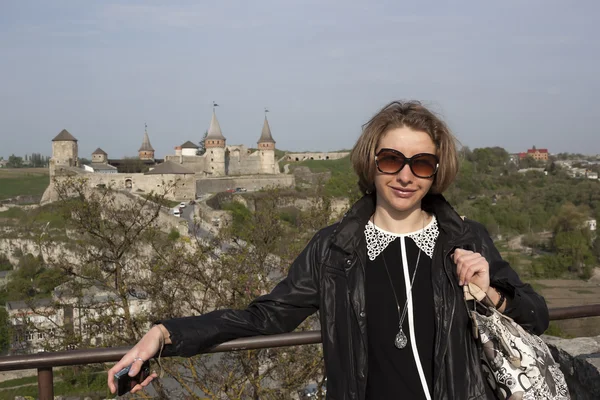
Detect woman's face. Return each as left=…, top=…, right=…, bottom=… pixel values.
left=374, top=127, right=437, bottom=217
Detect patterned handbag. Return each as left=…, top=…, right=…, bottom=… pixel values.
left=464, top=283, right=570, bottom=400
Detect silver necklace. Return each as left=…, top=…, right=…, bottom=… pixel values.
left=377, top=215, right=424, bottom=349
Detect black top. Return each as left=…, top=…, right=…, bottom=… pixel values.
left=365, top=235, right=436, bottom=399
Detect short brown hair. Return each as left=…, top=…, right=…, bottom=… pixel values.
left=350, top=100, right=459, bottom=195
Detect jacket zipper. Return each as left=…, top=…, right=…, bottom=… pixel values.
left=347, top=252, right=364, bottom=399
left=433, top=247, right=457, bottom=389
left=347, top=288, right=359, bottom=399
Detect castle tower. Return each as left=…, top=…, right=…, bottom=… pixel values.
left=92, top=148, right=108, bottom=163
left=139, top=125, right=155, bottom=160
left=205, top=110, right=227, bottom=176
left=50, top=129, right=78, bottom=176
left=258, top=114, right=277, bottom=174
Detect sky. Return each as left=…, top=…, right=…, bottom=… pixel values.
left=0, top=0, right=599, bottom=159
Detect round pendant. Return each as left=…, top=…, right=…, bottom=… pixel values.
left=395, top=329, right=408, bottom=349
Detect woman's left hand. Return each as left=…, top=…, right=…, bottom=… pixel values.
left=453, top=249, right=490, bottom=292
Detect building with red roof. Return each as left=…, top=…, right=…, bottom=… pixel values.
left=519, top=146, right=549, bottom=161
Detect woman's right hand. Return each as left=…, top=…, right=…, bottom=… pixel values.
left=107, top=325, right=167, bottom=395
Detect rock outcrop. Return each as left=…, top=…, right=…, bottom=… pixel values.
left=544, top=335, right=600, bottom=399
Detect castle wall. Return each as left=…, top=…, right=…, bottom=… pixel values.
left=164, top=155, right=208, bottom=174
left=284, top=151, right=349, bottom=162
left=227, top=145, right=249, bottom=153
left=71, top=171, right=195, bottom=201
left=165, top=145, right=278, bottom=177
left=227, top=151, right=262, bottom=176
left=196, top=175, right=294, bottom=194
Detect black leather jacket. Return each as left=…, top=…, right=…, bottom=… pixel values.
left=161, top=194, right=549, bottom=400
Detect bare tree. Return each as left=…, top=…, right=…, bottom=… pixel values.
left=12, top=177, right=334, bottom=398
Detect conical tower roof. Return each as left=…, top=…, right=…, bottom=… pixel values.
left=206, top=110, right=225, bottom=140
left=52, top=129, right=78, bottom=142
left=258, top=116, right=275, bottom=143
left=139, top=128, right=155, bottom=152
left=92, top=148, right=107, bottom=155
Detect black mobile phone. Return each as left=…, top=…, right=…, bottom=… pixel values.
left=114, top=360, right=151, bottom=396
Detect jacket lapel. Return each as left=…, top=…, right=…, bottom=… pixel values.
left=330, top=195, right=374, bottom=347
left=424, top=195, right=481, bottom=398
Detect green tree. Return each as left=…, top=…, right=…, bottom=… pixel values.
left=197, top=131, right=208, bottom=156
left=518, top=156, right=547, bottom=169
left=592, top=237, right=600, bottom=263
left=0, top=307, right=10, bottom=355
left=546, top=203, right=595, bottom=278
left=531, top=255, right=567, bottom=278
left=6, top=253, right=64, bottom=301
left=7, top=154, right=23, bottom=168
left=29, top=153, right=48, bottom=167
left=465, top=147, right=510, bottom=175
left=553, top=232, right=594, bottom=278
left=0, top=253, right=12, bottom=272
left=116, top=157, right=150, bottom=173
left=167, top=227, right=181, bottom=241
left=550, top=202, right=588, bottom=235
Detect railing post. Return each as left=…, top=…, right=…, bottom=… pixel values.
left=37, top=367, right=54, bottom=400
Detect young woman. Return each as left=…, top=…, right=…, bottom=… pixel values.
left=108, top=101, right=549, bottom=399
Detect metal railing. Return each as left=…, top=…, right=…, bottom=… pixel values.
left=1, top=304, right=599, bottom=400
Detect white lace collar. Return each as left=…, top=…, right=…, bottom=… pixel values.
left=365, top=215, right=439, bottom=261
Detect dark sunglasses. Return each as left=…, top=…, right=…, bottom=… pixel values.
left=375, top=148, right=439, bottom=178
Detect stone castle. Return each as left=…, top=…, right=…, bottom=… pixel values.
left=42, top=110, right=352, bottom=202
left=42, top=127, right=197, bottom=203
left=164, top=110, right=279, bottom=176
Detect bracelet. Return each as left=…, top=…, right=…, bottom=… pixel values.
left=494, top=288, right=506, bottom=309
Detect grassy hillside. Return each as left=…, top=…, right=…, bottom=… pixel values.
left=290, top=152, right=600, bottom=281
left=0, top=168, right=49, bottom=201
left=288, top=154, right=600, bottom=236
left=0, top=370, right=108, bottom=399
left=0, top=202, right=67, bottom=230
left=288, top=156, right=361, bottom=199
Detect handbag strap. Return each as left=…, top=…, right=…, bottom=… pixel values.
left=463, top=282, right=487, bottom=302
left=464, top=282, right=500, bottom=309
